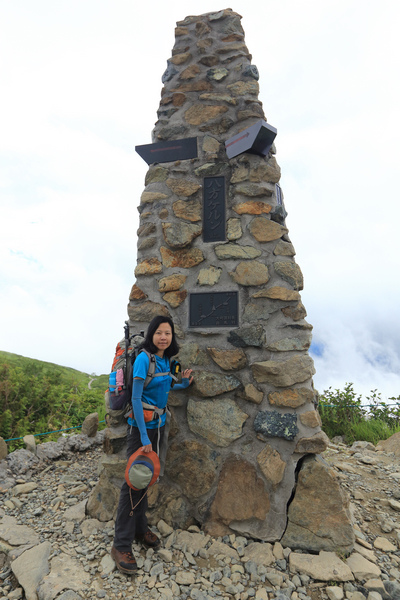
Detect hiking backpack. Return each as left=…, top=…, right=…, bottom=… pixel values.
left=106, top=321, right=180, bottom=417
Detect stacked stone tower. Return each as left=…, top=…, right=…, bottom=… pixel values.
left=88, top=9, right=353, bottom=551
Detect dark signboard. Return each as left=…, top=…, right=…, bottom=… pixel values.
left=225, top=120, right=277, bottom=159
left=135, top=137, right=198, bottom=165
left=189, top=292, right=238, bottom=328
left=276, top=183, right=283, bottom=206
left=203, top=176, right=226, bottom=243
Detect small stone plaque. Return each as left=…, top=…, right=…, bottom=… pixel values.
left=189, top=292, right=238, bottom=328
left=203, top=176, right=226, bottom=243
left=135, top=137, right=198, bottom=165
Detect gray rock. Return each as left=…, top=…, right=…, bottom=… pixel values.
left=0, top=436, right=8, bottom=460
left=81, top=413, right=99, bottom=438
left=254, top=410, right=298, bottom=441
left=63, top=499, right=87, bottom=523
left=54, top=592, right=83, bottom=600
left=100, top=554, right=115, bottom=576
left=7, top=449, right=39, bottom=474
left=36, top=441, right=66, bottom=461
left=243, top=543, right=274, bottom=566
left=162, top=61, right=179, bottom=83
left=64, top=435, right=93, bottom=452
left=383, top=580, right=400, bottom=600
left=0, top=515, right=40, bottom=547
left=251, top=355, right=315, bottom=387
left=289, top=551, right=354, bottom=582
left=191, top=370, right=241, bottom=397
left=80, top=519, right=102, bottom=537
left=187, top=398, right=248, bottom=447
left=0, top=460, right=15, bottom=491
left=228, top=324, right=266, bottom=348
left=38, top=553, right=91, bottom=600
left=12, top=482, right=38, bottom=496
left=282, top=456, right=355, bottom=553
left=273, top=260, right=304, bottom=290
left=346, top=553, right=381, bottom=581
left=242, top=65, right=259, bottom=80
left=23, top=435, right=36, bottom=455
left=11, top=541, right=51, bottom=600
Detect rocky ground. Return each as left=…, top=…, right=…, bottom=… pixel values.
left=1, top=433, right=400, bottom=600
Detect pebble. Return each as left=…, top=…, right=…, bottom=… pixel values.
left=1, top=437, right=400, bottom=600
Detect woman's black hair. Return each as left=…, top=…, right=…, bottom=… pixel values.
left=140, top=315, right=179, bottom=358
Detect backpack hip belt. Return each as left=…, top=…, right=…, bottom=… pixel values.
left=141, top=402, right=167, bottom=424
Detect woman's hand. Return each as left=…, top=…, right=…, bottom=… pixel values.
left=142, top=444, right=152, bottom=453
left=182, top=368, right=193, bottom=385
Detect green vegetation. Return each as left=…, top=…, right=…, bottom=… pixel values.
left=319, top=382, right=400, bottom=445
left=0, top=351, right=108, bottom=451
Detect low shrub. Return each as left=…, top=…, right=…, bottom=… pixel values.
left=319, top=382, right=400, bottom=444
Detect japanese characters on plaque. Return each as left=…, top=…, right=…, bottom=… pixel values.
left=189, top=292, right=239, bottom=328
left=203, top=176, right=226, bottom=243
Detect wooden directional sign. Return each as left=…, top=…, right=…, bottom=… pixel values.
left=189, top=291, right=238, bottom=328
left=225, top=120, right=277, bottom=159
left=135, top=137, right=198, bottom=165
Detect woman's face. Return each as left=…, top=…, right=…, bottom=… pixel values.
left=152, top=322, right=173, bottom=356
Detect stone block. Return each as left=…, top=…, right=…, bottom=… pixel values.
left=289, top=551, right=354, bottom=582
left=166, top=440, right=220, bottom=498
left=81, top=412, right=99, bottom=438
left=252, top=355, right=315, bottom=387
left=160, top=246, right=204, bottom=268
left=187, top=398, right=248, bottom=447
left=207, top=347, right=247, bottom=371
left=254, top=410, right=298, bottom=441
left=158, top=274, right=187, bottom=292
left=197, top=265, right=222, bottom=286
left=257, top=444, right=286, bottom=486
left=282, top=456, right=355, bottom=553
left=274, top=260, right=304, bottom=290
left=128, top=301, right=171, bottom=322
left=191, top=371, right=241, bottom=397
left=295, top=431, right=329, bottom=454
left=162, top=222, right=202, bottom=248
left=229, top=260, right=269, bottom=286
left=172, top=199, right=202, bottom=221
left=207, top=455, right=270, bottom=528
left=233, top=201, right=272, bottom=215
left=228, top=324, right=265, bottom=347
left=249, top=216, right=288, bottom=242
left=166, top=178, right=201, bottom=197
left=134, top=258, right=163, bottom=276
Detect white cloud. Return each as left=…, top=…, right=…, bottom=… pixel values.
left=0, top=0, right=399, bottom=400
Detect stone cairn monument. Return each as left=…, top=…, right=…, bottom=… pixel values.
left=88, top=9, right=354, bottom=553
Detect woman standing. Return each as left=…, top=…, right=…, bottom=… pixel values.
left=111, top=315, right=193, bottom=574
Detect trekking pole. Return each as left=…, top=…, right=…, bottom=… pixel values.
left=123, top=321, right=130, bottom=390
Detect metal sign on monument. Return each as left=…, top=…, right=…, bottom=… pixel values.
left=135, top=137, right=198, bottom=165
left=203, top=176, right=226, bottom=243
left=189, top=292, right=239, bottom=328
left=225, top=120, right=277, bottom=159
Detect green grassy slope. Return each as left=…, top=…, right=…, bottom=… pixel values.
left=0, top=350, right=108, bottom=449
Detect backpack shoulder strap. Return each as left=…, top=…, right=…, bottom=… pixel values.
left=137, top=349, right=156, bottom=389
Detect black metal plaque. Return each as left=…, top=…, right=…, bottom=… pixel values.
left=276, top=183, right=283, bottom=206
left=225, top=120, right=277, bottom=159
left=203, top=176, right=226, bottom=243
left=135, top=137, right=198, bottom=165
left=189, top=292, right=238, bottom=328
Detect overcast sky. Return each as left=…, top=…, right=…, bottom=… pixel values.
left=1, top=0, right=399, bottom=402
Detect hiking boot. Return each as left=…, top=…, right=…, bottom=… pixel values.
left=111, top=546, right=137, bottom=574
left=135, top=529, right=160, bottom=549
